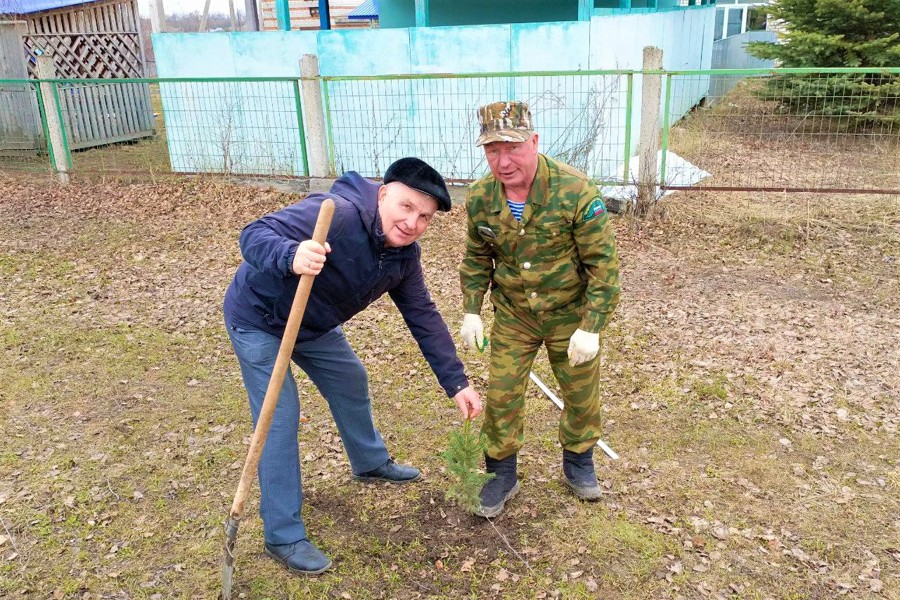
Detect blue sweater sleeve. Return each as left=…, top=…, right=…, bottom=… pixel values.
left=389, top=250, right=470, bottom=398
left=239, top=195, right=343, bottom=276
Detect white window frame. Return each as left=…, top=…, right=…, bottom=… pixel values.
left=719, top=2, right=769, bottom=40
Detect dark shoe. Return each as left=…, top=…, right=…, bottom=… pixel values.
left=353, top=459, right=421, bottom=484
left=474, top=453, right=519, bottom=518
left=563, top=448, right=602, bottom=501
left=264, top=539, right=332, bottom=575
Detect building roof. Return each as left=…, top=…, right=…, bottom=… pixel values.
left=347, top=0, right=377, bottom=20
left=0, top=0, right=101, bottom=14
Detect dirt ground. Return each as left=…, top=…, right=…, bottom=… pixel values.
left=0, top=170, right=897, bottom=599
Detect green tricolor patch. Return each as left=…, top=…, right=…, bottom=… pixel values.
left=582, top=197, right=606, bottom=222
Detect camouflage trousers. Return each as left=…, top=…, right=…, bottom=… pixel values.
left=483, top=296, right=602, bottom=460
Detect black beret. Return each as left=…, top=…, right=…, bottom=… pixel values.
left=383, top=157, right=452, bottom=212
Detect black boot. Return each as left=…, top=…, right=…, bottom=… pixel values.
left=563, top=448, right=602, bottom=501
left=475, top=453, right=520, bottom=518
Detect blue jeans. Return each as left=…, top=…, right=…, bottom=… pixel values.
left=226, top=323, right=390, bottom=545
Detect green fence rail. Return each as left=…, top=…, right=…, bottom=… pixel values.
left=1, top=68, right=898, bottom=194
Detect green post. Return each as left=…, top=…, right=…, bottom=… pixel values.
left=415, top=0, right=430, bottom=27
left=292, top=81, right=310, bottom=177
left=49, top=82, right=73, bottom=170
left=275, top=0, right=290, bottom=31
left=32, top=82, right=57, bottom=173
left=322, top=80, right=336, bottom=176
left=623, top=71, right=633, bottom=183
left=578, top=0, right=593, bottom=20
left=659, top=73, right=673, bottom=190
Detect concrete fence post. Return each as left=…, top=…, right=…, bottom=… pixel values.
left=149, top=0, right=166, bottom=33
left=636, top=46, right=663, bottom=215
left=35, top=53, right=70, bottom=185
left=299, top=54, right=330, bottom=178
left=243, top=0, right=260, bottom=31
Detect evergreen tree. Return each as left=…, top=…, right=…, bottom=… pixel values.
left=747, top=0, right=900, bottom=124
left=442, top=420, right=493, bottom=513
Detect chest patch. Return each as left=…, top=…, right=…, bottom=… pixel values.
left=582, top=197, right=606, bottom=222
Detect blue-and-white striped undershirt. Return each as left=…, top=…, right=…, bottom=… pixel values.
left=506, top=198, right=525, bottom=221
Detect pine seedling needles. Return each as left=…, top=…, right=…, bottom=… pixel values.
left=442, top=419, right=494, bottom=512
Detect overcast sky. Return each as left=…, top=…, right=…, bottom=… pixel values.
left=136, top=0, right=245, bottom=16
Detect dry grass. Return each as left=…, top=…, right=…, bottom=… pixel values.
left=669, top=79, right=900, bottom=192
left=0, top=77, right=898, bottom=600
left=0, top=170, right=897, bottom=599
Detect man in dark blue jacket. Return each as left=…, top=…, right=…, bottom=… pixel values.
left=224, top=157, right=482, bottom=576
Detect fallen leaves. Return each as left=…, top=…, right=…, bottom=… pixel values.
left=0, top=175, right=897, bottom=598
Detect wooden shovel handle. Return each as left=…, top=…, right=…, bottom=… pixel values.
left=229, top=198, right=335, bottom=519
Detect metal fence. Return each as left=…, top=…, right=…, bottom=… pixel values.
left=1, top=68, right=898, bottom=194
left=664, top=70, right=900, bottom=193
left=159, top=78, right=308, bottom=177
left=323, top=71, right=638, bottom=183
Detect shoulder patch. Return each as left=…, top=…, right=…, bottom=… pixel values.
left=582, top=197, right=606, bottom=222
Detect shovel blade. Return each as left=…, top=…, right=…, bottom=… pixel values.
left=221, top=562, right=234, bottom=600
left=221, top=516, right=240, bottom=600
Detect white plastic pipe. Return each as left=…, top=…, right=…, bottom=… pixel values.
left=529, top=371, right=620, bottom=460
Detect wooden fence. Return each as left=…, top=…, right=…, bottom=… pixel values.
left=0, top=21, right=41, bottom=154
left=1, top=0, right=153, bottom=152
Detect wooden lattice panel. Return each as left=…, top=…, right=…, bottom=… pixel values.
left=22, top=0, right=145, bottom=79
left=11, top=0, right=154, bottom=150
left=23, top=32, right=143, bottom=78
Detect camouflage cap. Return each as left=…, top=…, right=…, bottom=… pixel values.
left=475, top=101, right=534, bottom=146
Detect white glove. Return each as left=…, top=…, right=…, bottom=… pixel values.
left=567, top=328, right=600, bottom=367
left=460, top=313, right=485, bottom=351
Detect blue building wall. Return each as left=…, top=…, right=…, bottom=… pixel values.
left=379, top=0, right=415, bottom=28
left=153, top=7, right=715, bottom=179
left=379, top=0, right=582, bottom=28
left=709, top=30, right=776, bottom=99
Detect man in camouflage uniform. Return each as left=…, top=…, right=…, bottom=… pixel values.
left=459, top=100, right=620, bottom=517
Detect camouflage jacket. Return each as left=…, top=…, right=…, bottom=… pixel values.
left=459, top=154, right=620, bottom=333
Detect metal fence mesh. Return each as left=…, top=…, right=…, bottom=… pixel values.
left=1, top=70, right=898, bottom=194
left=1, top=79, right=310, bottom=180
left=325, top=72, right=636, bottom=183
left=665, top=71, right=900, bottom=192
left=158, top=79, right=306, bottom=177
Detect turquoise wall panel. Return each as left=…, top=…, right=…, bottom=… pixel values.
left=403, top=25, right=513, bottom=178
left=510, top=21, right=622, bottom=178
left=154, top=32, right=313, bottom=176
left=152, top=6, right=717, bottom=180
left=317, top=27, right=412, bottom=75
left=511, top=21, right=590, bottom=71
left=230, top=32, right=318, bottom=76
left=410, top=24, right=511, bottom=73
left=319, top=28, right=412, bottom=175
left=153, top=33, right=237, bottom=77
